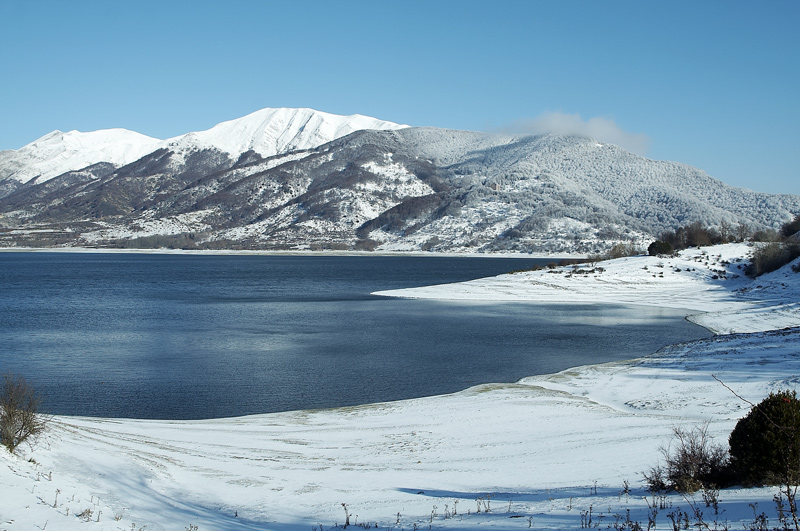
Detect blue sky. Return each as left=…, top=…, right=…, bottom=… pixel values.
left=1, top=0, right=798, bottom=195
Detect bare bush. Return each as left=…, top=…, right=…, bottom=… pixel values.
left=780, top=214, right=800, bottom=239
left=1, top=372, right=47, bottom=453
left=606, top=242, right=640, bottom=259
left=644, top=423, right=730, bottom=493
left=745, top=242, right=800, bottom=277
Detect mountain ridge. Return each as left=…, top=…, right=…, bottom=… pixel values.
left=159, top=107, right=409, bottom=159
left=0, top=128, right=162, bottom=186
left=1, top=109, right=798, bottom=254
left=0, top=108, right=407, bottom=188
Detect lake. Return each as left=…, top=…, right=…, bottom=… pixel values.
left=0, top=252, right=711, bottom=419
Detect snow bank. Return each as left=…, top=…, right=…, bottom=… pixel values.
left=375, top=243, right=800, bottom=334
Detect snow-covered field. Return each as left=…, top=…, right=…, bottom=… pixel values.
left=2, top=243, right=799, bottom=531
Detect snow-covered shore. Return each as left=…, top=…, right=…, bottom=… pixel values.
left=2, top=243, right=799, bottom=531
left=0, top=245, right=567, bottom=260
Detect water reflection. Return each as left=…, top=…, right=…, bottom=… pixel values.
left=0, top=253, right=710, bottom=419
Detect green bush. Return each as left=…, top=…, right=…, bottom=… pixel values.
left=728, top=390, right=800, bottom=486
left=648, top=240, right=674, bottom=256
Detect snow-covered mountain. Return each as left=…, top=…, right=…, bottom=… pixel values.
left=160, top=107, right=408, bottom=158
left=1, top=110, right=798, bottom=254
left=0, top=128, right=162, bottom=187
left=0, top=108, right=407, bottom=189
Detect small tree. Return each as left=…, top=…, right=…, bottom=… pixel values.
left=0, top=372, right=46, bottom=453
left=728, top=390, right=800, bottom=486
left=736, top=221, right=751, bottom=242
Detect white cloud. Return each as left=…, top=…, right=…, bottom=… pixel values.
left=498, top=111, right=651, bottom=156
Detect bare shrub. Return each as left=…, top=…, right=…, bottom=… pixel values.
left=0, top=372, right=47, bottom=453
left=606, top=242, right=640, bottom=259
left=746, top=242, right=800, bottom=277
left=644, top=423, right=729, bottom=493
left=780, top=214, right=800, bottom=239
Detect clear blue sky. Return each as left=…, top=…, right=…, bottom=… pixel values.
left=1, top=0, right=798, bottom=195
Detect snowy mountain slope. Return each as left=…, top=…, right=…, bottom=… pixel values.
left=0, top=128, right=162, bottom=186
left=160, top=107, right=408, bottom=158
left=345, top=130, right=787, bottom=253
left=1, top=114, right=799, bottom=253
left=0, top=108, right=407, bottom=193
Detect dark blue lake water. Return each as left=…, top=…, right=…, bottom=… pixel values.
left=0, top=252, right=711, bottom=419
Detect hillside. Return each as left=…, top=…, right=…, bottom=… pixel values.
left=1, top=110, right=798, bottom=254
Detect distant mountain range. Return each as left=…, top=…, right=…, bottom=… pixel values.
left=1, top=108, right=798, bottom=254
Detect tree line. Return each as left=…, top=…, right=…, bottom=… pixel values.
left=648, top=215, right=800, bottom=277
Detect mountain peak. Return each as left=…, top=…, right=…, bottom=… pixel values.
left=0, top=128, right=162, bottom=185
left=0, top=108, right=407, bottom=185
left=162, top=107, right=408, bottom=157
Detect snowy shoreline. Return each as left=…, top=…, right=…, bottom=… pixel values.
left=3, top=243, right=800, bottom=531
left=0, top=245, right=574, bottom=260
left=374, top=243, right=799, bottom=334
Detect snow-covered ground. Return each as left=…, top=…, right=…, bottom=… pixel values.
left=2, top=243, right=799, bottom=531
